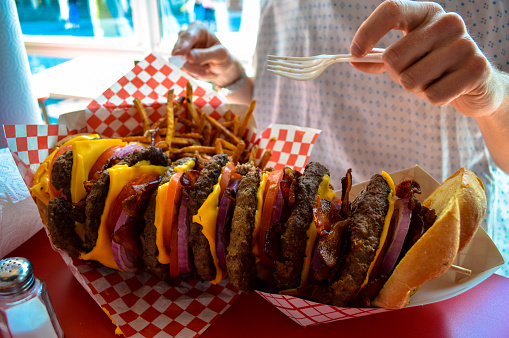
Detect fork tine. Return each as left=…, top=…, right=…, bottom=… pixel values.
left=267, top=55, right=319, bottom=61
left=267, top=69, right=323, bottom=81
left=267, top=59, right=322, bottom=69
left=267, top=62, right=327, bottom=74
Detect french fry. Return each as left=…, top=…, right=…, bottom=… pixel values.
left=221, top=121, right=235, bottom=129
left=166, top=89, right=175, bottom=150
left=233, top=115, right=241, bottom=137
left=258, top=149, right=272, bottom=170
left=150, top=116, right=167, bottom=130
left=218, top=138, right=237, bottom=151
left=172, top=145, right=216, bottom=154
left=133, top=98, right=151, bottom=132
left=171, top=137, right=200, bottom=146
left=197, top=113, right=206, bottom=134
left=186, top=82, right=200, bottom=123
left=225, top=109, right=233, bottom=122
left=203, top=122, right=212, bottom=146
left=175, top=133, right=203, bottom=139
left=249, top=145, right=258, bottom=162
left=205, top=114, right=242, bottom=145
left=118, top=136, right=151, bottom=143
left=232, top=141, right=245, bottom=164
left=238, top=100, right=256, bottom=138
left=215, top=138, right=223, bottom=154
left=178, top=116, right=198, bottom=129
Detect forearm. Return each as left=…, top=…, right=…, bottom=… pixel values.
left=222, top=76, right=254, bottom=105
left=475, top=70, right=509, bottom=174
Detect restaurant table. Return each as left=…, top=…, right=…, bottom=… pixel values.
left=5, top=228, right=509, bottom=338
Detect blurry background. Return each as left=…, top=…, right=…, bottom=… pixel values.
left=16, top=0, right=263, bottom=123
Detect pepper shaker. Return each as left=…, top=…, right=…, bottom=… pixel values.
left=0, top=257, right=64, bottom=338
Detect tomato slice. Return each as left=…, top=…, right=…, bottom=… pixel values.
left=88, top=145, right=124, bottom=180
left=258, top=169, right=284, bottom=269
left=218, top=163, right=239, bottom=201
left=165, top=171, right=184, bottom=277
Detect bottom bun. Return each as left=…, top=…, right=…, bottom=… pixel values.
left=372, top=196, right=461, bottom=309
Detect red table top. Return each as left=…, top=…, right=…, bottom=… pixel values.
left=5, top=228, right=509, bottom=338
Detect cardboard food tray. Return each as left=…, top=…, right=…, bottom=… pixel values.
left=3, top=54, right=504, bottom=335
left=257, top=165, right=504, bottom=326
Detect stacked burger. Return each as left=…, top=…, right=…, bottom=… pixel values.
left=31, top=135, right=487, bottom=309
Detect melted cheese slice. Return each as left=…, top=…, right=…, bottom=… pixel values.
left=71, top=138, right=124, bottom=204
left=154, top=159, right=196, bottom=264
left=192, top=174, right=224, bottom=284
left=80, top=162, right=167, bottom=270
left=359, top=171, right=396, bottom=290
left=31, top=134, right=99, bottom=205
left=251, top=172, right=268, bottom=262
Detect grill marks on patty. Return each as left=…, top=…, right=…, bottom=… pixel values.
left=51, top=150, right=73, bottom=199
left=47, top=197, right=86, bottom=258
left=274, top=162, right=330, bottom=290
left=226, top=164, right=261, bottom=292
left=331, top=174, right=391, bottom=307
left=188, top=154, right=229, bottom=281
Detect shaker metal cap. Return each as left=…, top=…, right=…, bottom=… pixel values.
left=0, top=257, right=34, bottom=293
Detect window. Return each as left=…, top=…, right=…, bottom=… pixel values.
left=17, top=0, right=262, bottom=68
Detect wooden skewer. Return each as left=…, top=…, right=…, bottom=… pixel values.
left=450, top=264, right=471, bottom=276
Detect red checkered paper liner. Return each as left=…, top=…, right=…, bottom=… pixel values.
left=2, top=124, right=83, bottom=188
left=256, top=291, right=388, bottom=326
left=256, top=124, right=321, bottom=172
left=84, top=53, right=231, bottom=139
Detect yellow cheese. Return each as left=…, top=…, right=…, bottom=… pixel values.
left=317, top=175, right=336, bottom=202
left=359, top=171, right=396, bottom=290
left=155, top=182, right=171, bottom=264
left=192, top=175, right=224, bottom=284
left=80, top=163, right=167, bottom=270
left=299, top=221, right=318, bottom=288
left=251, top=172, right=269, bottom=262
left=153, top=157, right=196, bottom=264
left=30, top=134, right=100, bottom=205
left=71, top=138, right=124, bottom=204
left=174, top=159, right=196, bottom=172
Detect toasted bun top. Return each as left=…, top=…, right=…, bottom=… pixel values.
left=422, top=167, right=487, bottom=252
left=372, top=168, right=487, bottom=309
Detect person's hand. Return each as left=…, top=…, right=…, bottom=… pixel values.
left=350, top=0, right=504, bottom=118
left=172, top=21, right=244, bottom=88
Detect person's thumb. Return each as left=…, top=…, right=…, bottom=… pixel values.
left=188, top=44, right=230, bottom=65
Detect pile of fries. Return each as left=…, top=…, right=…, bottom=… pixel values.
left=121, top=82, right=272, bottom=169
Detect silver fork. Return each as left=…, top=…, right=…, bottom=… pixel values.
left=267, top=52, right=384, bottom=81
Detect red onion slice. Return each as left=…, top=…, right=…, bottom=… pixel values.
left=270, top=188, right=284, bottom=225
left=216, top=178, right=241, bottom=271
left=177, top=195, right=192, bottom=274
left=380, top=198, right=411, bottom=276
left=112, top=144, right=144, bottom=160
left=111, top=210, right=138, bottom=273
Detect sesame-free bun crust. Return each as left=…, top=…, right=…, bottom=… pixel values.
left=422, top=168, right=487, bottom=253
left=372, top=168, right=487, bottom=309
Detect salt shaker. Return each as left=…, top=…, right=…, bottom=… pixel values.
left=0, top=257, right=64, bottom=338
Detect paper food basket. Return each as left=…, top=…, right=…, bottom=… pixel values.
left=3, top=54, right=504, bottom=336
